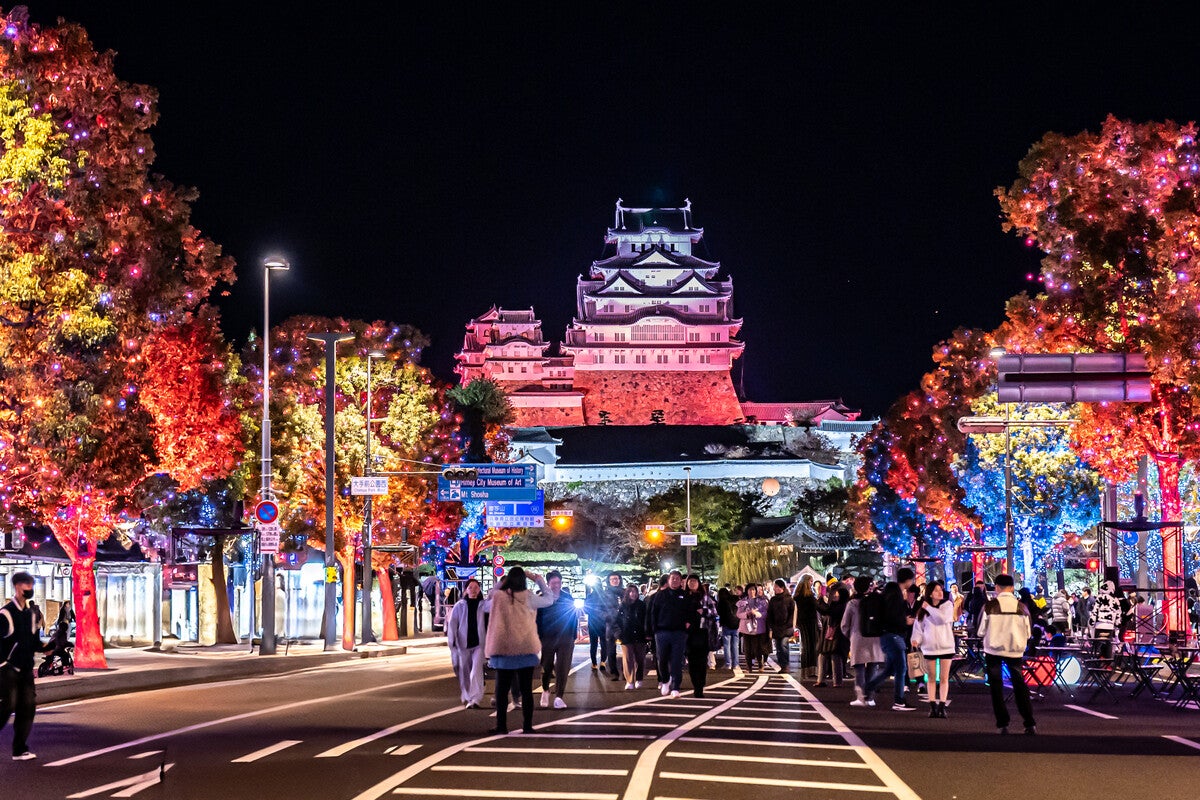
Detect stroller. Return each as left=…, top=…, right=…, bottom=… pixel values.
left=38, top=606, right=75, bottom=677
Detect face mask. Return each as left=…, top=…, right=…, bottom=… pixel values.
left=21, top=589, right=34, bottom=600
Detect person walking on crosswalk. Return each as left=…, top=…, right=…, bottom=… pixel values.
left=616, top=584, right=648, bottom=689
left=978, top=574, right=1036, bottom=735
left=649, top=570, right=689, bottom=698
left=485, top=567, right=555, bottom=734
left=446, top=578, right=487, bottom=708
left=684, top=575, right=717, bottom=697
left=737, top=584, right=770, bottom=672
left=537, top=570, right=578, bottom=710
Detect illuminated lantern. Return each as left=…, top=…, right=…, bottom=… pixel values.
left=762, top=478, right=781, bottom=497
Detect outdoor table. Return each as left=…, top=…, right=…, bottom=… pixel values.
left=1033, top=646, right=1084, bottom=696
left=1162, top=647, right=1200, bottom=708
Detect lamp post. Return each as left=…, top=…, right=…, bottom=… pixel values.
left=258, top=256, right=289, bottom=656
left=988, top=346, right=1016, bottom=576
left=307, top=332, right=355, bottom=651
left=684, top=466, right=692, bottom=575
left=361, top=350, right=385, bottom=646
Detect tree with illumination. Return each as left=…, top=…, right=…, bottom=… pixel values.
left=644, top=484, right=761, bottom=573
left=243, top=316, right=461, bottom=647
left=0, top=12, right=238, bottom=667
left=997, top=116, right=1200, bottom=632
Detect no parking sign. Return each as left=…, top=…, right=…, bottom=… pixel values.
left=494, top=566, right=505, bottom=578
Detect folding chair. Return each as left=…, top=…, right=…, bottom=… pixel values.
left=1126, top=654, right=1164, bottom=699
left=1078, top=658, right=1119, bottom=703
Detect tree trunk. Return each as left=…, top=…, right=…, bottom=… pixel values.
left=71, top=553, right=106, bottom=669
left=337, top=549, right=356, bottom=651
left=377, top=568, right=400, bottom=641
left=210, top=535, right=238, bottom=645
left=1153, top=453, right=1186, bottom=636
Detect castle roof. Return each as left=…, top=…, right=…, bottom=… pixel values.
left=584, top=269, right=731, bottom=299
left=568, top=303, right=743, bottom=329
left=608, top=200, right=701, bottom=236
left=591, top=246, right=720, bottom=275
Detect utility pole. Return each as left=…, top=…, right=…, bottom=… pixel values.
left=684, top=466, right=692, bottom=575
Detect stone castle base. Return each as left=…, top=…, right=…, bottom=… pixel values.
left=571, top=370, right=743, bottom=425
left=511, top=403, right=585, bottom=427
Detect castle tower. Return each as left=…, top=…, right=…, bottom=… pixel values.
left=561, top=200, right=745, bottom=424
left=455, top=306, right=583, bottom=426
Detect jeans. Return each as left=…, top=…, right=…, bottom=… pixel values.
left=540, top=638, right=575, bottom=698
left=854, top=662, right=886, bottom=693
left=865, top=632, right=909, bottom=704
left=722, top=628, right=739, bottom=668
left=773, top=635, right=791, bottom=671
left=984, top=654, right=1036, bottom=730
left=0, top=667, right=36, bottom=755
left=654, top=630, right=688, bottom=692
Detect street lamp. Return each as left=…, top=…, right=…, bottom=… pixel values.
left=684, top=466, right=693, bottom=575
left=307, top=332, right=355, bottom=651
left=361, top=350, right=386, bottom=646
left=989, top=346, right=1016, bottom=577
left=259, top=255, right=289, bottom=656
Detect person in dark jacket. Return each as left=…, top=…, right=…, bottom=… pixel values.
left=767, top=579, right=797, bottom=672
left=650, top=571, right=689, bottom=697
left=600, top=573, right=624, bottom=679
left=814, top=582, right=849, bottom=687
left=793, top=575, right=820, bottom=678
left=716, top=586, right=741, bottom=670
left=616, top=585, right=648, bottom=689
left=966, top=583, right=988, bottom=637
left=645, top=574, right=670, bottom=685
left=583, top=575, right=606, bottom=671
left=536, top=570, right=578, bottom=709
left=1, top=572, right=44, bottom=761
left=684, top=575, right=717, bottom=697
left=864, top=567, right=917, bottom=711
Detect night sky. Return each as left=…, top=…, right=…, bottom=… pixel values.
left=27, top=4, right=1200, bottom=416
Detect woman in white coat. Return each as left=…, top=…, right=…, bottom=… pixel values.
left=446, top=578, right=487, bottom=708
left=840, top=575, right=885, bottom=707
left=911, top=580, right=956, bottom=718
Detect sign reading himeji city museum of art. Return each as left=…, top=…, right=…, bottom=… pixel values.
left=437, top=464, right=537, bottom=502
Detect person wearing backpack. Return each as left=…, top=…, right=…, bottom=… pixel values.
left=841, top=575, right=885, bottom=707
left=864, top=567, right=917, bottom=711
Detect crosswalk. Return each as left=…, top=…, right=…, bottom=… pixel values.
left=52, top=670, right=921, bottom=800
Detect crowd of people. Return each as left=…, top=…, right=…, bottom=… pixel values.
left=445, top=563, right=1181, bottom=736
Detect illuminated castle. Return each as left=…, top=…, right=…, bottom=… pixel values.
left=456, top=200, right=857, bottom=427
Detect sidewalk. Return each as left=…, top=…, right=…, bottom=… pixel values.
left=39, top=634, right=447, bottom=705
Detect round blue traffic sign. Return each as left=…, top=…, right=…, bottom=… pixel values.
left=1121, top=530, right=1139, bottom=547
left=254, top=500, right=279, bottom=525
left=493, top=566, right=505, bottom=578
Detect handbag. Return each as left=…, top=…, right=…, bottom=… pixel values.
left=906, top=650, right=926, bottom=680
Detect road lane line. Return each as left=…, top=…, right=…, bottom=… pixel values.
left=716, top=714, right=828, bottom=722
left=391, top=790, right=616, bottom=800
left=1163, top=735, right=1200, bottom=751
left=701, top=724, right=841, bottom=734
left=601, top=711, right=694, bottom=718
left=127, top=750, right=162, bottom=760
left=232, top=739, right=302, bottom=763
left=568, top=659, right=592, bottom=676
left=431, top=765, right=629, bottom=775
left=665, top=751, right=870, bottom=769
left=682, top=737, right=855, bottom=750
left=66, top=764, right=174, bottom=798
left=1064, top=704, right=1118, bottom=719
left=46, top=673, right=445, bottom=767
left=561, top=720, right=677, bottom=727
left=659, top=771, right=892, bottom=793
left=465, top=746, right=639, bottom=755
left=621, top=676, right=768, bottom=800
left=385, top=744, right=423, bottom=756
left=315, top=705, right=462, bottom=757
left=516, top=733, right=658, bottom=739
left=782, top=674, right=921, bottom=800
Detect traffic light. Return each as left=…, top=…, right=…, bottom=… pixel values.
left=1086, top=558, right=1100, bottom=572
left=442, top=467, right=478, bottom=481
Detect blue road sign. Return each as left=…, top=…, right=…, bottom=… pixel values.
left=486, top=489, right=545, bottom=527
left=438, top=464, right=536, bottom=502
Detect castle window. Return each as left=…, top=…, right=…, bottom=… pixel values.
left=521, top=366, right=527, bottom=373
left=614, top=332, right=626, bottom=342
left=699, top=354, right=710, bottom=364
left=688, top=332, right=700, bottom=342
left=614, top=353, right=626, bottom=364
left=656, top=354, right=669, bottom=364
left=595, top=332, right=604, bottom=342
left=635, top=353, right=647, bottom=364
left=679, top=354, right=690, bottom=364
left=596, top=354, right=604, bottom=364
left=711, top=332, right=721, bottom=341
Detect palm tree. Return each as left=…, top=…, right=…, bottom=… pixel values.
left=446, top=379, right=514, bottom=462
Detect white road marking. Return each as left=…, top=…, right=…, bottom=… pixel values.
left=568, top=659, right=593, bottom=676
left=385, top=744, right=423, bottom=756
left=46, top=673, right=445, bottom=767
left=1163, top=735, right=1200, bottom=751
left=315, top=705, right=462, bottom=757
left=783, top=674, right=921, bottom=800
left=1064, top=704, right=1118, bottom=720
left=465, top=746, right=639, bottom=755
left=516, top=733, right=659, bottom=739
left=659, top=771, right=892, bottom=793
left=562, top=720, right=677, bottom=727
left=232, top=739, right=302, bottom=763
left=701, top=723, right=842, bottom=735
left=621, top=676, right=768, bottom=800
left=431, top=764, right=629, bottom=776
left=66, top=764, right=174, bottom=798
left=127, top=750, right=162, bottom=760
left=665, top=751, right=870, bottom=769
left=602, top=711, right=695, bottom=718
left=715, top=714, right=829, bottom=723
left=391, top=790, right=616, bottom=800
left=682, top=736, right=855, bottom=750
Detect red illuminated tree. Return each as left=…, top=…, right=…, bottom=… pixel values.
left=997, top=116, right=1200, bottom=632
left=0, top=11, right=237, bottom=666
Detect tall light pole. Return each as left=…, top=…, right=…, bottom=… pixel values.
left=308, top=332, right=355, bottom=651
left=684, top=466, right=693, bottom=575
left=989, top=346, right=1015, bottom=576
left=361, top=350, right=385, bottom=646
left=259, top=256, right=289, bottom=656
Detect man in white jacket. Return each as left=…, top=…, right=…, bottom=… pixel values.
left=977, top=574, right=1036, bottom=735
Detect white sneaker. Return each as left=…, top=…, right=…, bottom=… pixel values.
left=624, top=682, right=634, bottom=690
left=539, top=692, right=551, bottom=708
left=634, top=681, right=642, bottom=689
left=553, top=697, right=567, bottom=709
left=660, top=683, right=670, bottom=696
left=849, top=698, right=869, bottom=707
left=867, top=698, right=876, bottom=707
left=12, top=751, right=35, bottom=761
left=671, top=690, right=681, bottom=698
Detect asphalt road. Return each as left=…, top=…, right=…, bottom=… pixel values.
left=13, top=646, right=1200, bottom=799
